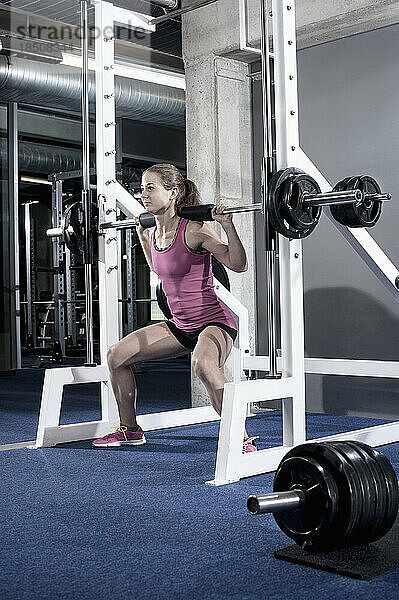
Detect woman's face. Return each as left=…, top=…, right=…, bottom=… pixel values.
left=140, top=172, right=177, bottom=215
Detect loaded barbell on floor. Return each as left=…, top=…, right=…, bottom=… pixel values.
left=247, top=441, right=399, bottom=553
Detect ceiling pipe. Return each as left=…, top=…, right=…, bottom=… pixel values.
left=0, top=138, right=143, bottom=183
left=0, top=55, right=185, bottom=129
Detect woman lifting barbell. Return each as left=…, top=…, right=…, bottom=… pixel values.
left=93, top=163, right=258, bottom=453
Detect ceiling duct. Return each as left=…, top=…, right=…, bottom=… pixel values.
left=0, top=55, right=185, bottom=128
left=0, top=138, right=142, bottom=182
left=10, top=139, right=82, bottom=173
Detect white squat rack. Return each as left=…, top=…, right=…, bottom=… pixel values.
left=33, top=0, right=399, bottom=488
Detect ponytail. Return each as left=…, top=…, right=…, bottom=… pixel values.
left=177, top=178, right=200, bottom=211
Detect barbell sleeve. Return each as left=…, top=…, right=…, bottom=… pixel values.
left=304, top=190, right=391, bottom=207
left=364, top=192, right=391, bottom=202
left=303, top=189, right=363, bottom=207
left=47, top=227, right=63, bottom=238
left=247, top=490, right=306, bottom=515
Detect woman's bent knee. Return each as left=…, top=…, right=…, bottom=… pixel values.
left=192, top=356, right=215, bottom=380
left=107, top=345, right=119, bottom=371
left=107, top=343, right=137, bottom=371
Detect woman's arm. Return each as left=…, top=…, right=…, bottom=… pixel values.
left=189, top=207, right=248, bottom=272
left=137, top=226, right=154, bottom=271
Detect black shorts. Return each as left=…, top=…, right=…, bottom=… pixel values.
left=165, top=320, right=238, bottom=351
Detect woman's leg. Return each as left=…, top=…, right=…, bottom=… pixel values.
left=191, top=326, right=233, bottom=417
left=107, top=322, right=188, bottom=427
left=191, top=326, right=250, bottom=441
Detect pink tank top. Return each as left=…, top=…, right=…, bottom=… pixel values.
left=150, top=218, right=237, bottom=333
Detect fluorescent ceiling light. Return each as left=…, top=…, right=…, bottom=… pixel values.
left=21, top=176, right=52, bottom=186
left=61, top=53, right=186, bottom=90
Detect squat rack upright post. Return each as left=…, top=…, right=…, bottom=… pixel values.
left=260, top=0, right=280, bottom=379
left=80, top=0, right=95, bottom=366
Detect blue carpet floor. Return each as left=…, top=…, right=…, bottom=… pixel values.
left=1, top=363, right=399, bottom=599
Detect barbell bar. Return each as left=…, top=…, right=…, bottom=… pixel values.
left=177, top=190, right=369, bottom=222
left=98, top=194, right=372, bottom=228
left=99, top=212, right=157, bottom=231
left=46, top=170, right=391, bottom=253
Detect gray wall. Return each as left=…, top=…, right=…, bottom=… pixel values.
left=254, top=24, right=399, bottom=419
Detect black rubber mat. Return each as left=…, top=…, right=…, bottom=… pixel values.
left=274, top=515, right=399, bottom=580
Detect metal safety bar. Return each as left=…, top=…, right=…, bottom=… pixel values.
left=21, top=299, right=135, bottom=305
left=20, top=301, right=55, bottom=306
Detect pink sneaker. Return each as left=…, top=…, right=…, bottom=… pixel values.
left=93, top=426, right=146, bottom=448
left=243, top=436, right=259, bottom=454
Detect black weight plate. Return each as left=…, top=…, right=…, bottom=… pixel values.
left=329, top=205, right=343, bottom=225
left=335, top=176, right=382, bottom=228
left=62, top=201, right=85, bottom=255
left=327, top=442, right=376, bottom=546
left=335, top=176, right=362, bottom=227
left=273, top=455, right=340, bottom=550
left=336, top=176, right=368, bottom=227
left=351, top=176, right=382, bottom=227
left=318, top=443, right=365, bottom=547
left=341, top=441, right=387, bottom=543
left=280, top=174, right=321, bottom=232
left=268, top=169, right=318, bottom=240
left=330, top=177, right=354, bottom=226
left=352, top=442, right=399, bottom=541
left=280, top=442, right=363, bottom=550
left=335, top=177, right=353, bottom=191
left=337, top=205, right=364, bottom=228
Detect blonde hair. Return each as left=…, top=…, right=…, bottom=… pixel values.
left=143, top=163, right=200, bottom=211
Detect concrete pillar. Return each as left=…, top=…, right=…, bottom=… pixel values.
left=182, top=1, right=256, bottom=406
